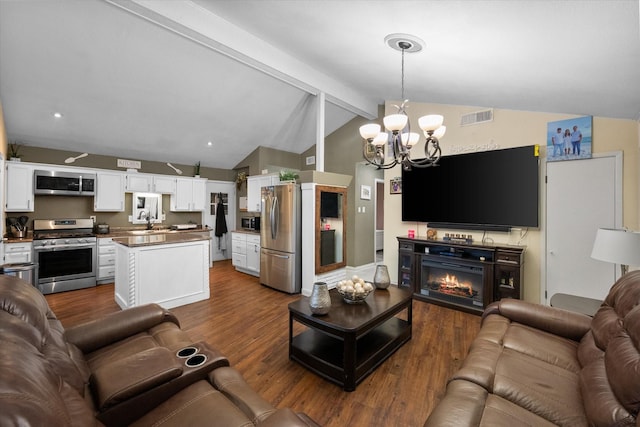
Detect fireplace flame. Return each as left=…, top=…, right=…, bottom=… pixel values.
left=438, top=274, right=473, bottom=297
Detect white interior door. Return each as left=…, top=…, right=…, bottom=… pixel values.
left=203, top=181, right=235, bottom=263
left=545, top=152, right=622, bottom=302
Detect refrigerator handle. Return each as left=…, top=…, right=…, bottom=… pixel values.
left=270, top=196, right=279, bottom=240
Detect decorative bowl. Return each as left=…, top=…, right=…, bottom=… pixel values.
left=336, top=276, right=374, bottom=304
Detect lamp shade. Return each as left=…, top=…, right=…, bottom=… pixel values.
left=418, top=114, right=444, bottom=132
left=359, top=123, right=381, bottom=140
left=401, top=132, right=419, bottom=147
left=591, top=228, right=640, bottom=267
left=372, top=132, right=388, bottom=146
left=433, top=125, right=447, bottom=139
left=383, top=114, right=408, bottom=132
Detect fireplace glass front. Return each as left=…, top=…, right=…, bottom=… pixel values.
left=420, top=258, right=484, bottom=308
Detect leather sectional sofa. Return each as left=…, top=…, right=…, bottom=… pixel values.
left=425, top=270, right=640, bottom=426
left=0, top=275, right=318, bottom=427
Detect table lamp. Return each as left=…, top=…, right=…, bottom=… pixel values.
left=590, top=228, right=640, bottom=276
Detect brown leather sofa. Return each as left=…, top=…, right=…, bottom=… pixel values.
left=0, top=275, right=318, bottom=427
left=425, top=271, right=640, bottom=427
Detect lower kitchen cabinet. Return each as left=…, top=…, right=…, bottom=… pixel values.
left=231, top=232, right=260, bottom=277
left=245, top=234, right=260, bottom=274
left=4, top=241, right=33, bottom=263
left=97, top=237, right=115, bottom=283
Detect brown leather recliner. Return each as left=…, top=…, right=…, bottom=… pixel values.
left=0, top=275, right=318, bottom=427
left=424, top=271, right=640, bottom=427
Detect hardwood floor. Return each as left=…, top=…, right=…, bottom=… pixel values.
left=45, top=260, right=481, bottom=427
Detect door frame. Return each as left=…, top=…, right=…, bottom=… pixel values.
left=203, top=180, right=236, bottom=263
left=541, top=151, right=623, bottom=304
left=373, top=177, right=384, bottom=263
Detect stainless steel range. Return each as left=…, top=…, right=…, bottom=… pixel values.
left=33, top=218, right=97, bottom=294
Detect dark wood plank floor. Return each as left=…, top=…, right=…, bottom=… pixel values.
left=45, top=260, right=481, bottom=427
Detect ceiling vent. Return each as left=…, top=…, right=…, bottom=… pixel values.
left=460, top=109, right=493, bottom=126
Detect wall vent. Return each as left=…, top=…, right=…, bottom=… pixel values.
left=460, top=109, right=493, bottom=126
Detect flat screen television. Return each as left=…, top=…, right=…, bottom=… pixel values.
left=401, top=145, right=539, bottom=231
left=320, top=191, right=340, bottom=218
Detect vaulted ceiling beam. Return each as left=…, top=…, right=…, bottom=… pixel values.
left=105, top=0, right=378, bottom=120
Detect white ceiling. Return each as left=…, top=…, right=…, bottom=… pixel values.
left=1, top=0, right=639, bottom=170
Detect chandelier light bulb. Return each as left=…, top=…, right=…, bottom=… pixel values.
left=359, top=123, right=381, bottom=140
left=418, top=114, right=444, bottom=132
left=383, top=114, right=408, bottom=132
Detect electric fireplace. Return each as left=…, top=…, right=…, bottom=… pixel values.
left=420, top=258, right=488, bottom=309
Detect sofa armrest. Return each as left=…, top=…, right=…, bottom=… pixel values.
left=483, top=299, right=591, bottom=341
left=209, top=366, right=276, bottom=424
left=258, top=408, right=321, bottom=427
left=91, top=347, right=183, bottom=411
left=65, top=304, right=180, bottom=353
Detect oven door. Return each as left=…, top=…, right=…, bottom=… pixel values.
left=34, top=244, right=97, bottom=294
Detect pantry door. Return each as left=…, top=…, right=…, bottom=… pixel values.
left=545, top=152, right=622, bottom=302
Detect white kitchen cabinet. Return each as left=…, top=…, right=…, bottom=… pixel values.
left=246, top=174, right=279, bottom=212
left=4, top=241, right=33, bottom=263
left=97, top=237, right=116, bottom=283
left=153, top=175, right=176, bottom=194
left=245, top=234, right=261, bottom=275
left=5, top=163, right=34, bottom=212
left=231, top=232, right=247, bottom=269
left=170, top=177, right=206, bottom=211
left=125, top=174, right=153, bottom=192
left=231, top=231, right=260, bottom=277
left=94, top=172, right=125, bottom=211
left=125, top=173, right=176, bottom=194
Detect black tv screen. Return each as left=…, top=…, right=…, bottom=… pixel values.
left=320, top=191, right=340, bottom=218
left=401, top=145, right=539, bottom=230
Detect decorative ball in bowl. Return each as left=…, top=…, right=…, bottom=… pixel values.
left=336, top=276, right=374, bottom=304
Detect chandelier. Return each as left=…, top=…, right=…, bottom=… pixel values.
left=359, top=34, right=446, bottom=170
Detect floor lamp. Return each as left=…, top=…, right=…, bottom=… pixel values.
left=590, top=228, right=640, bottom=276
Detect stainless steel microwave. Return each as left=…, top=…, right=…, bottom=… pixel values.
left=34, top=170, right=96, bottom=196
left=241, top=216, right=260, bottom=231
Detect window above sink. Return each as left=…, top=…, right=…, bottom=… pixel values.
left=132, top=192, right=162, bottom=224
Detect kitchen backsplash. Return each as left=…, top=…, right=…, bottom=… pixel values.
left=10, top=194, right=201, bottom=229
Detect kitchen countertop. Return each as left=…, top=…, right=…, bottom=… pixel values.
left=4, top=237, right=34, bottom=243
left=112, top=232, right=211, bottom=248
left=97, top=226, right=211, bottom=238
left=2, top=227, right=212, bottom=243
left=232, top=229, right=260, bottom=235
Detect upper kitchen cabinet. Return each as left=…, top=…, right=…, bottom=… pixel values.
left=94, top=172, right=125, bottom=211
left=170, top=177, right=206, bottom=211
left=125, top=173, right=175, bottom=194
left=246, top=174, right=279, bottom=212
left=5, top=162, right=34, bottom=212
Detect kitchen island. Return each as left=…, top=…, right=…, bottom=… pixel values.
left=112, top=232, right=210, bottom=309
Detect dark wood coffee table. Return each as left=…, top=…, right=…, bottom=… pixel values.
left=288, top=286, right=412, bottom=391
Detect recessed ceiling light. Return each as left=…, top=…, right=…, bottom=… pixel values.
left=207, top=141, right=212, bottom=147
left=53, top=112, right=63, bottom=118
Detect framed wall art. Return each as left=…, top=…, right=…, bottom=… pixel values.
left=360, top=185, right=371, bottom=200
left=546, top=115, right=592, bottom=162
left=390, top=177, right=402, bottom=194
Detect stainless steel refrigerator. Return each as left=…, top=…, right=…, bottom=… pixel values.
left=260, top=183, right=301, bottom=293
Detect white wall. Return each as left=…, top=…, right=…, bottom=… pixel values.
left=382, top=101, right=639, bottom=303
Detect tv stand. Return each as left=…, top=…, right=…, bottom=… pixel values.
left=397, top=236, right=525, bottom=315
